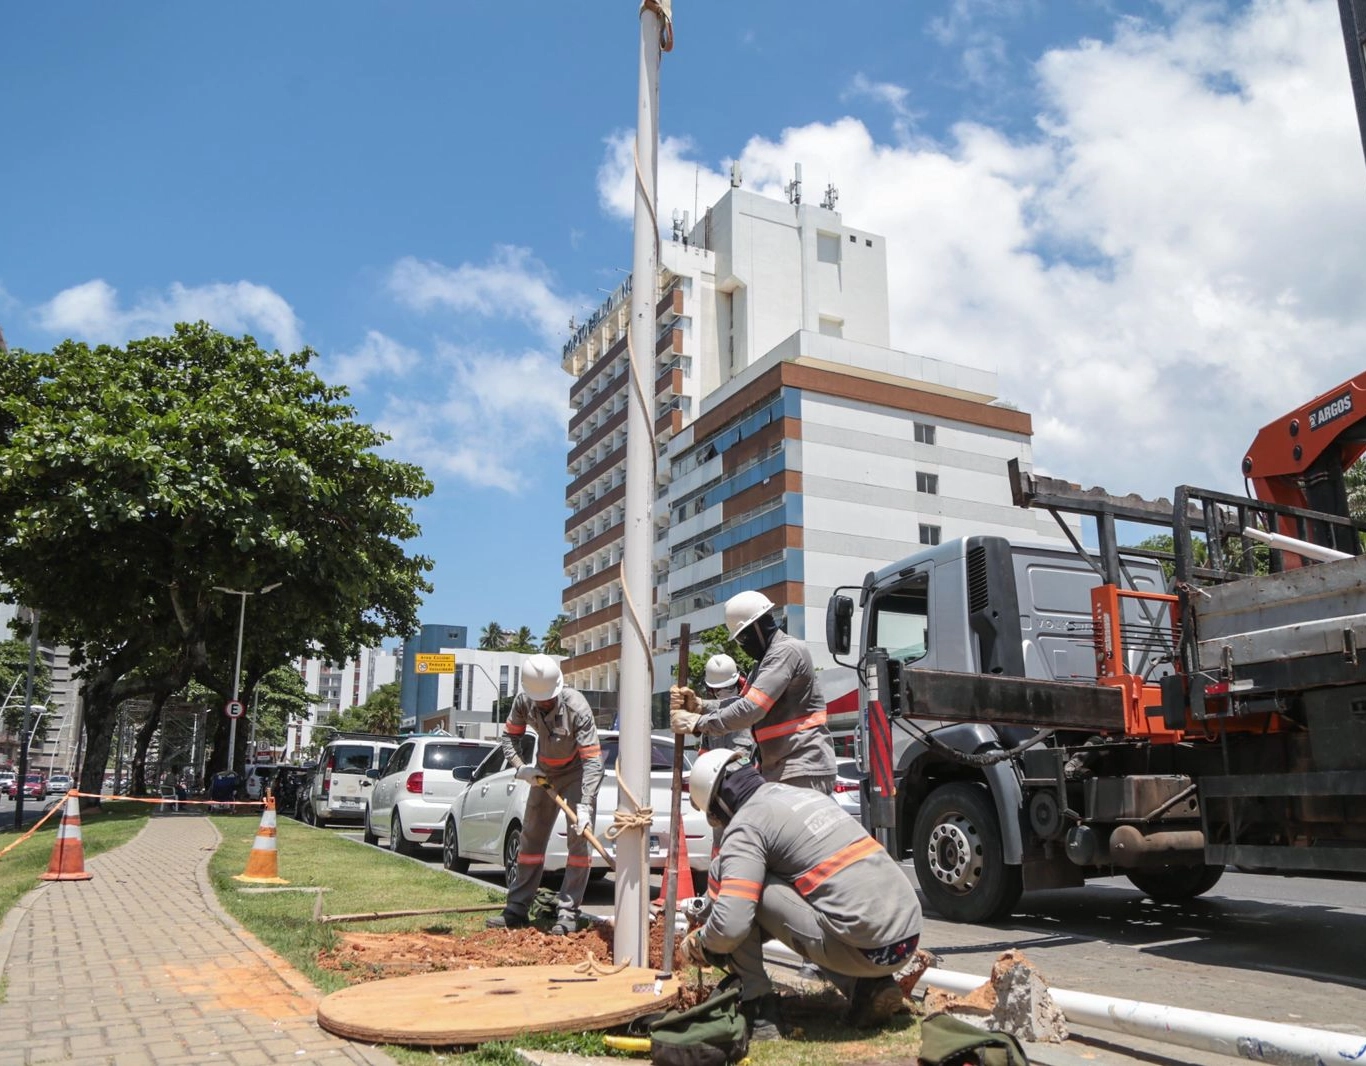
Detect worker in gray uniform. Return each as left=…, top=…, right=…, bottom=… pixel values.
left=698, top=653, right=755, bottom=759
left=680, top=747, right=923, bottom=1038
left=486, top=654, right=603, bottom=935
left=671, top=590, right=836, bottom=793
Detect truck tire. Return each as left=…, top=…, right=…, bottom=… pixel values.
left=1126, top=864, right=1225, bottom=902
left=912, top=781, right=1023, bottom=923
left=442, top=815, right=471, bottom=874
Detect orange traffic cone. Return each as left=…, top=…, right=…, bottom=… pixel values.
left=234, top=796, right=289, bottom=885
left=660, top=810, right=695, bottom=902
left=42, top=793, right=93, bottom=882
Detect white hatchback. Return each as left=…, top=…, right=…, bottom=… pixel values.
left=441, top=731, right=711, bottom=885
left=364, top=735, right=496, bottom=855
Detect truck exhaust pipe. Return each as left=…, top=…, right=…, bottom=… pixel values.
left=1065, top=824, right=1205, bottom=867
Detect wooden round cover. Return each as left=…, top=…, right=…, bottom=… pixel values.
left=316, top=964, right=681, bottom=1046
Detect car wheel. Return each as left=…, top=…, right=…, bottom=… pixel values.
left=911, top=781, right=1022, bottom=924
left=362, top=807, right=379, bottom=846
left=442, top=815, right=471, bottom=874
left=502, top=821, right=522, bottom=886
left=588, top=867, right=610, bottom=883
left=391, top=810, right=420, bottom=856
left=1126, top=864, right=1225, bottom=902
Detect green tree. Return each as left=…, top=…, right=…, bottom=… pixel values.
left=250, top=665, right=319, bottom=752
left=479, top=622, right=507, bottom=650
left=0, top=636, right=52, bottom=736
left=540, top=614, right=569, bottom=655
left=313, top=681, right=401, bottom=744
left=506, top=625, right=536, bottom=653
left=0, top=323, right=433, bottom=800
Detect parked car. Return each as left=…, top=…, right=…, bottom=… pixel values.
left=441, top=731, right=710, bottom=884
left=243, top=763, right=279, bottom=801
left=364, top=736, right=496, bottom=855
left=303, top=733, right=398, bottom=827
left=271, top=764, right=313, bottom=816
left=46, top=773, right=74, bottom=796
left=0, top=770, right=15, bottom=796
left=7, top=772, right=46, bottom=800
left=832, top=758, right=864, bottom=820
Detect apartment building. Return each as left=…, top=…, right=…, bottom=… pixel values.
left=557, top=179, right=1064, bottom=715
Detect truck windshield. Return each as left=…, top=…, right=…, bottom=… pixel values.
left=871, top=575, right=929, bottom=662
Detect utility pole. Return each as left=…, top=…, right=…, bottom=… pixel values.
left=13, top=611, right=39, bottom=828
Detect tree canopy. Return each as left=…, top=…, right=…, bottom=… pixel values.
left=0, top=323, right=434, bottom=793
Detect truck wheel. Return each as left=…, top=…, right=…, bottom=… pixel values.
left=912, top=781, right=1022, bottom=923
left=1126, top=864, right=1225, bottom=902
left=362, top=807, right=379, bottom=846
left=503, top=821, right=522, bottom=886
left=442, top=815, right=471, bottom=873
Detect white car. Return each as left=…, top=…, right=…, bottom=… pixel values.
left=833, top=758, right=864, bottom=820
left=363, top=735, right=496, bottom=855
left=441, top=731, right=711, bottom=885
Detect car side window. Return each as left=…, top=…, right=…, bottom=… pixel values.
left=385, top=743, right=413, bottom=777
left=472, top=748, right=507, bottom=782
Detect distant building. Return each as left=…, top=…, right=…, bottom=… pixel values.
left=557, top=179, right=1065, bottom=723
left=0, top=597, right=81, bottom=773
left=293, top=645, right=400, bottom=758
left=396, top=624, right=468, bottom=730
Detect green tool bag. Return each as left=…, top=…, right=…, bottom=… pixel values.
left=645, top=976, right=750, bottom=1066
left=917, top=1012, right=1030, bottom=1066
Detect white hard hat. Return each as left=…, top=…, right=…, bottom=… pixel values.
left=521, top=654, right=564, bottom=701
left=704, top=654, right=740, bottom=690
left=724, top=590, right=775, bottom=639
left=689, top=747, right=742, bottom=815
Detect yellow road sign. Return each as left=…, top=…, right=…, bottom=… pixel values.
left=414, top=653, right=456, bottom=674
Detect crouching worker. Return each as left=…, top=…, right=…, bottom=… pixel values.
left=679, top=749, right=923, bottom=1040
left=485, top=654, right=603, bottom=936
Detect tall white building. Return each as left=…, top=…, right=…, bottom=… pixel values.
left=558, top=178, right=1066, bottom=724
left=293, top=646, right=399, bottom=758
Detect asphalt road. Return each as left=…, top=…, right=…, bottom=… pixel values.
left=340, top=823, right=1366, bottom=1064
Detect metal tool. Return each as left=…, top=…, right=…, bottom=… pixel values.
left=659, top=622, right=691, bottom=979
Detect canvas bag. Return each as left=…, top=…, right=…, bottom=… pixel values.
left=643, top=975, right=750, bottom=1066
left=917, top=1012, right=1030, bottom=1066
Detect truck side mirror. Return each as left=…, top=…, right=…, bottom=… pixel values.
left=827, top=594, right=853, bottom=656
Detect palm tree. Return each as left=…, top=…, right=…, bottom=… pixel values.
left=507, top=626, right=537, bottom=653
left=479, top=622, right=507, bottom=650
left=541, top=614, right=569, bottom=655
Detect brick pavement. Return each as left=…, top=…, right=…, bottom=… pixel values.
left=0, top=815, right=397, bottom=1066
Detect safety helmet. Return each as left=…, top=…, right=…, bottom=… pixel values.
left=704, top=653, right=740, bottom=690
left=724, top=590, right=775, bottom=639
left=521, top=654, right=564, bottom=701
left=689, top=747, right=742, bottom=815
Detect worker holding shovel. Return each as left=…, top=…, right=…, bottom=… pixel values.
left=486, top=654, right=603, bottom=936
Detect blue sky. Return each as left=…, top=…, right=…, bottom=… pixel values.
left=5, top=1, right=1366, bottom=643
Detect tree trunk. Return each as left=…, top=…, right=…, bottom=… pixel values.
left=131, top=696, right=165, bottom=797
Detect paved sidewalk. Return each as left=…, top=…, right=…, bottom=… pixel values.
left=0, top=815, right=397, bottom=1066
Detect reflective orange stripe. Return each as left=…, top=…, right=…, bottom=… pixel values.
left=748, top=687, right=776, bottom=711
left=518, top=852, right=544, bottom=864
left=567, top=854, right=593, bottom=867
left=540, top=752, right=576, bottom=767
left=718, top=877, right=761, bottom=902
left=793, top=836, right=882, bottom=895
left=578, top=744, right=601, bottom=759
left=707, top=874, right=721, bottom=899
left=753, top=710, right=828, bottom=743
left=506, top=724, right=527, bottom=736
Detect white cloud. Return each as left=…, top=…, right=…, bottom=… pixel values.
left=319, top=329, right=420, bottom=391
left=35, top=279, right=303, bottom=353
left=373, top=342, right=569, bottom=491
left=596, top=0, right=1366, bottom=501
left=843, top=74, right=921, bottom=142
left=388, top=247, right=579, bottom=346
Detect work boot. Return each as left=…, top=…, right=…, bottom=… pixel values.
left=846, top=975, right=905, bottom=1029
left=484, top=910, right=529, bottom=930
left=741, top=994, right=783, bottom=1041
left=548, top=920, right=575, bottom=936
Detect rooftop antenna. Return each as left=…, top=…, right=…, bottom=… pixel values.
left=821, top=182, right=839, bottom=211
left=730, top=161, right=743, bottom=188
left=785, top=162, right=802, bottom=205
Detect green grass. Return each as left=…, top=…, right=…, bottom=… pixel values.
left=0, top=801, right=151, bottom=922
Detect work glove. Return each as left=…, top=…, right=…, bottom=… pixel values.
left=572, top=804, right=592, bottom=835
left=671, top=708, right=701, bottom=735
left=515, top=765, right=546, bottom=786
left=670, top=685, right=700, bottom=713
left=680, top=928, right=714, bottom=967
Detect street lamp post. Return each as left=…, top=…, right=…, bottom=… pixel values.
left=213, top=583, right=281, bottom=774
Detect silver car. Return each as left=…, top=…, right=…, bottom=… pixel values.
left=833, top=758, right=863, bottom=820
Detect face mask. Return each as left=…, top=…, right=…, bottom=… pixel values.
left=737, top=625, right=766, bottom=660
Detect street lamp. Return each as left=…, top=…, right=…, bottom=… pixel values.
left=213, top=583, right=282, bottom=773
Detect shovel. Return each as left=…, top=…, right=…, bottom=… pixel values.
left=510, top=754, right=616, bottom=869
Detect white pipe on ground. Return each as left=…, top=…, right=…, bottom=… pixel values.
left=921, top=967, right=1366, bottom=1064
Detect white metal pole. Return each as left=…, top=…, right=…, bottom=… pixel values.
left=615, top=0, right=666, bottom=968
left=228, top=591, right=246, bottom=772
left=919, top=967, right=1366, bottom=1063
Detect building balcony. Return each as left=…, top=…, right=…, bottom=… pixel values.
left=565, top=482, right=626, bottom=535
left=568, top=408, right=628, bottom=466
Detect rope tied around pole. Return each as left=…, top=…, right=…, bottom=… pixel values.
left=640, top=0, right=674, bottom=51
left=604, top=772, right=654, bottom=841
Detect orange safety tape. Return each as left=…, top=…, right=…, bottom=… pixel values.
left=70, top=790, right=265, bottom=808
left=0, top=797, right=68, bottom=858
